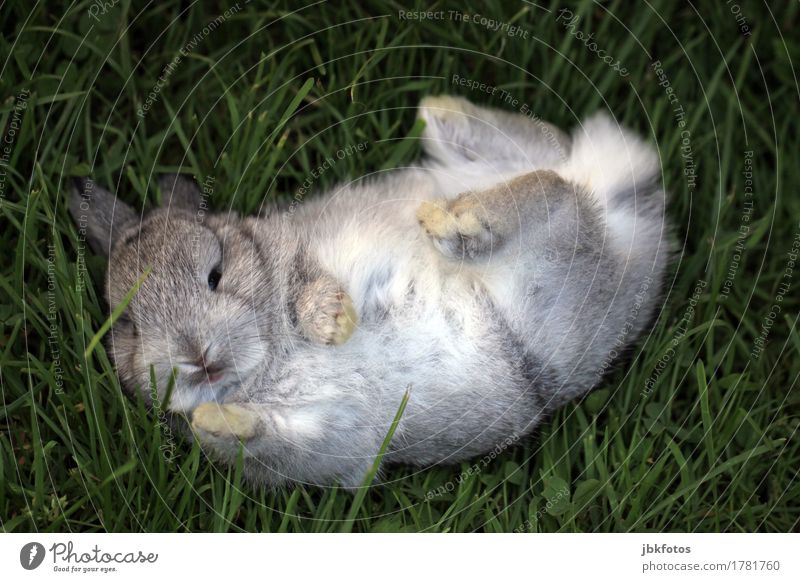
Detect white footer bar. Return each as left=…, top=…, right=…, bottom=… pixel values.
left=1, top=533, right=797, bottom=581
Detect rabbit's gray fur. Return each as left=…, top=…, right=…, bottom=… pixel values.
left=70, top=96, right=670, bottom=488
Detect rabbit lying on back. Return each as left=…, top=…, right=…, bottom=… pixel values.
left=70, top=96, right=670, bottom=488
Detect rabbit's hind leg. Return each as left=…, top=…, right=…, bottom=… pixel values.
left=418, top=95, right=570, bottom=171
left=417, top=169, right=575, bottom=261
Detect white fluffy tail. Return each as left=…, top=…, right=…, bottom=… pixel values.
left=558, top=113, right=661, bottom=210
left=558, top=113, right=667, bottom=253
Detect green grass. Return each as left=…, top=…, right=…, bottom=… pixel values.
left=1, top=0, right=798, bottom=532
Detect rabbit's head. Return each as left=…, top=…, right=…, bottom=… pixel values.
left=69, top=175, right=278, bottom=412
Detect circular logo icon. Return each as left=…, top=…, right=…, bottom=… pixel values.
left=20, top=542, right=46, bottom=570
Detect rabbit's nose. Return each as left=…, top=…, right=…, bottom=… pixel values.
left=192, top=354, right=226, bottom=383
left=193, top=346, right=226, bottom=376
left=201, top=361, right=225, bottom=376
left=193, top=353, right=222, bottom=372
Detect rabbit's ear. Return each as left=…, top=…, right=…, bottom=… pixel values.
left=158, top=173, right=203, bottom=213
left=69, top=178, right=137, bottom=257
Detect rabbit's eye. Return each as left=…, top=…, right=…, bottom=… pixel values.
left=115, top=311, right=138, bottom=335
left=207, top=267, right=222, bottom=291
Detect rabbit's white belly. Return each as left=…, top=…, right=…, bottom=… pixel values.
left=272, top=182, right=548, bottom=467
left=312, top=198, right=519, bottom=382
left=324, top=245, right=540, bottom=463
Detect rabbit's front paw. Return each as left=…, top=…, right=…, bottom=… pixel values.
left=192, top=403, right=259, bottom=440
left=417, top=198, right=493, bottom=259
left=297, top=277, right=358, bottom=346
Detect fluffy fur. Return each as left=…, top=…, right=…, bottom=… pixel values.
left=69, top=96, right=671, bottom=488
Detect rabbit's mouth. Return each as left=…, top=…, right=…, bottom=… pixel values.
left=168, top=379, right=231, bottom=413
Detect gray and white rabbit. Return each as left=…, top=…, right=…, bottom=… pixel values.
left=70, top=96, right=670, bottom=488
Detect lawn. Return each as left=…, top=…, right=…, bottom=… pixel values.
left=0, top=0, right=798, bottom=532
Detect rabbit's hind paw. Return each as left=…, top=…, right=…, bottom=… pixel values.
left=417, top=198, right=492, bottom=259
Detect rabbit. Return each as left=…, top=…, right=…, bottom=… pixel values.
left=69, top=95, right=671, bottom=489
